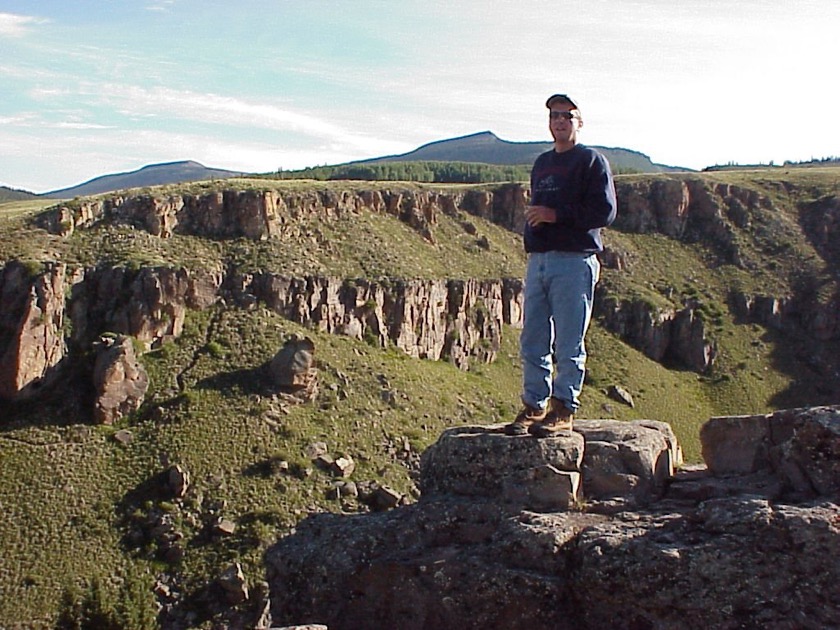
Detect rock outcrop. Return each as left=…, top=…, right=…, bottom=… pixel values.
left=613, top=178, right=772, bottom=257
left=0, top=261, right=68, bottom=400
left=69, top=264, right=223, bottom=350
left=38, top=179, right=780, bottom=259
left=92, top=334, right=149, bottom=424
left=39, top=188, right=473, bottom=243
left=265, top=406, right=840, bottom=630
left=238, top=275, right=520, bottom=369
left=269, top=336, right=318, bottom=403
left=701, top=405, right=840, bottom=497
left=613, top=179, right=839, bottom=354
left=595, top=293, right=717, bottom=372
left=0, top=262, right=523, bottom=402
left=731, top=290, right=840, bottom=343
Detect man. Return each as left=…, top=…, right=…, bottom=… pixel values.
left=504, top=94, right=617, bottom=437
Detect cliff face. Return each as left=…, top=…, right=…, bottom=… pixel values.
left=233, top=274, right=522, bottom=368
left=594, top=293, right=717, bottom=372
left=38, top=186, right=528, bottom=244
left=603, top=178, right=839, bottom=371
left=0, top=261, right=525, bottom=401
left=0, top=261, right=67, bottom=399
left=3, top=177, right=837, bottom=402
left=6, top=185, right=525, bottom=401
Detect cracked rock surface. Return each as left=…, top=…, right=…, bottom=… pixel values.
left=265, top=407, right=840, bottom=630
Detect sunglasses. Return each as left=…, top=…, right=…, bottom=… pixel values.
left=549, top=111, right=578, bottom=121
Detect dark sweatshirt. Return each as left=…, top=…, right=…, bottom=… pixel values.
left=525, top=143, right=617, bottom=254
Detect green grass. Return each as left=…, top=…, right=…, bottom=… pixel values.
left=0, top=306, right=813, bottom=625
left=0, top=306, right=525, bottom=627
left=0, top=198, right=57, bottom=218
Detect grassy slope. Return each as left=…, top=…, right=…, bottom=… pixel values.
left=0, top=169, right=838, bottom=627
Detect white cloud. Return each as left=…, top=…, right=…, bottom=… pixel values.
left=0, top=12, right=44, bottom=37
left=0, top=109, right=111, bottom=131
left=96, top=84, right=409, bottom=156
left=0, top=112, right=38, bottom=126
left=144, top=0, right=177, bottom=11
left=53, top=121, right=114, bottom=130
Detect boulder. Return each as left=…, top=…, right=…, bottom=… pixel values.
left=269, top=336, right=318, bottom=401
left=576, top=419, right=681, bottom=504
left=419, top=425, right=584, bottom=505
left=218, top=562, right=249, bottom=605
left=92, top=334, right=149, bottom=425
left=359, top=484, right=403, bottom=512
left=606, top=384, right=634, bottom=407
left=165, top=464, right=190, bottom=499
left=701, top=405, right=840, bottom=498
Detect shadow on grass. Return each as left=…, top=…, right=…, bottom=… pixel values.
left=193, top=362, right=272, bottom=396
left=0, top=358, right=96, bottom=432
left=726, top=286, right=840, bottom=410
left=765, top=327, right=840, bottom=409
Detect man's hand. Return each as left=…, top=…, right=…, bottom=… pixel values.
left=525, top=205, right=556, bottom=227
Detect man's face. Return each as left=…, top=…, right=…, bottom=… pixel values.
left=548, top=105, right=581, bottom=146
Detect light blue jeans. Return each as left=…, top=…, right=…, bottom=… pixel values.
left=520, top=251, right=600, bottom=412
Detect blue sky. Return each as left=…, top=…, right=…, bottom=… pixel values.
left=1, top=0, right=838, bottom=193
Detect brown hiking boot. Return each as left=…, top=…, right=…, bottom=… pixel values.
left=529, top=398, right=574, bottom=437
left=503, top=404, right=547, bottom=436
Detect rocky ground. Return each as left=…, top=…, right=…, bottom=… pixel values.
left=265, top=406, right=840, bottom=630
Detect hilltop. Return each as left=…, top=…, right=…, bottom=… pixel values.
left=0, top=166, right=838, bottom=627
left=0, top=185, right=40, bottom=202
left=352, top=130, right=685, bottom=173
left=41, top=161, right=246, bottom=199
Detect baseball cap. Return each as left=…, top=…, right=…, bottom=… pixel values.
left=545, top=94, right=579, bottom=109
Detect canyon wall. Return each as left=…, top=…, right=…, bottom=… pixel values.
left=3, top=178, right=837, bottom=402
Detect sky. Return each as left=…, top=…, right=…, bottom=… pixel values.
left=1, top=1, right=838, bottom=194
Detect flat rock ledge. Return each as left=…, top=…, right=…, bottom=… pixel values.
left=265, top=406, right=840, bottom=630
left=419, top=419, right=682, bottom=512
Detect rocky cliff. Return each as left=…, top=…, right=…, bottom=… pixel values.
left=603, top=177, right=839, bottom=371
left=0, top=261, right=524, bottom=404
left=264, top=405, right=840, bottom=630
left=6, top=185, right=523, bottom=404
left=3, top=176, right=838, bottom=405
left=0, top=261, right=68, bottom=399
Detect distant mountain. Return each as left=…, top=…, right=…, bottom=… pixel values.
left=24, top=133, right=684, bottom=200
left=359, top=131, right=687, bottom=174
left=0, top=186, right=40, bottom=202
left=43, top=160, right=246, bottom=199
